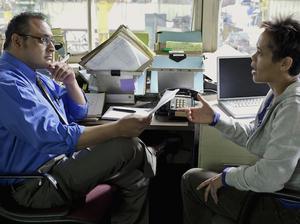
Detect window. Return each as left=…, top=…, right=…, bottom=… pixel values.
left=93, top=0, right=193, bottom=50
left=219, top=0, right=300, bottom=54
left=0, top=0, right=193, bottom=58
left=0, top=0, right=88, bottom=54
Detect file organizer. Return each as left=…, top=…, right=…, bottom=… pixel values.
left=150, top=55, right=204, bottom=93
left=79, top=25, right=155, bottom=104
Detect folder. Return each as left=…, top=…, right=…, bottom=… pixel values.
left=155, top=30, right=202, bottom=54
left=156, top=30, right=202, bottom=43
left=80, top=25, right=155, bottom=72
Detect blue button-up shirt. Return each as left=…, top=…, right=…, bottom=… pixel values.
left=0, top=52, right=87, bottom=184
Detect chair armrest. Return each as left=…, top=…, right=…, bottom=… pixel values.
left=0, top=173, right=69, bottom=202
left=238, top=189, right=300, bottom=224
left=270, top=188, right=300, bottom=202
left=77, top=118, right=108, bottom=126
left=0, top=173, right=44, bottom=180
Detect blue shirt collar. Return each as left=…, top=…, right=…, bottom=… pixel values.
left=1, top=51, right=38, bottom=83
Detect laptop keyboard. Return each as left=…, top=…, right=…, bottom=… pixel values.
left=224, top=98, right=263, bottom=108
left=219, top=98, right=264, bottom=118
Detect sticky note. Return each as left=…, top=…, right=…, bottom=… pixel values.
left=120, top=79, right=135, bottom=92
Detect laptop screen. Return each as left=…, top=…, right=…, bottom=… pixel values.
left=217, top=56, right=269, bottom=100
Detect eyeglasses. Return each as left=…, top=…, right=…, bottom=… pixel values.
left=18, top=33, right=57, bottom=46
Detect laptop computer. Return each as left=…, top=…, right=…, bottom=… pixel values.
left=217, top=56, right=269, bottom=118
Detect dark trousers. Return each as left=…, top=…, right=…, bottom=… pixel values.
left=12, top=137, right=156, bottom=224
left=181, top=168, right=300, bottom=224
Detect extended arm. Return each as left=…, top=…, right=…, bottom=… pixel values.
left=76, top=115, right=152, bottom=149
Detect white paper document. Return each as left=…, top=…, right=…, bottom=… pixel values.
left=147, top=88, right=179, bottom=114
left=101, top=107, right=150, bottom=120
left=101, top=89, right=180, bottom=120
left=85, top=35, right=149, bottom=71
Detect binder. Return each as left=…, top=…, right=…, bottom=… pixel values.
left=79, top=25, right=155, bottom=72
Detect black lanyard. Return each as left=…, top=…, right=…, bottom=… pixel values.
left=36, top=76, right=69, bottom=125
left=257, top=94, right=274, bottom=127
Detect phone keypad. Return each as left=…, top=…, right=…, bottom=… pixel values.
left=176, top=98, right=187, bottom=108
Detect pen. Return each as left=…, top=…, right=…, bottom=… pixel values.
left=60, top=53, right=70, bottom=63
left=113, top=108, right=136, bottom=113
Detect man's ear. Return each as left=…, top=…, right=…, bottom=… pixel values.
left=10, top=33, right=23, bottom=48
left=280, top=56, right=293, bottom=72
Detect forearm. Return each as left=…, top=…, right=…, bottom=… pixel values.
left=215, top=114, right=254, bottom=147
left=65, top=81, right=86, bottom=105
left=76, top=121, right=120, bottom=149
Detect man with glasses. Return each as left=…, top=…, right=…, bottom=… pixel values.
left=0, top=12, right=156, bottom=224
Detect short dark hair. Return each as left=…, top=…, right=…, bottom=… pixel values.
left=3, top=12, right=47, bottom=50
left=261, top=16, right=300, bottom=76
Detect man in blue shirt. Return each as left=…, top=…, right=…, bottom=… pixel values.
left=0, top=12, right=156, bottom=224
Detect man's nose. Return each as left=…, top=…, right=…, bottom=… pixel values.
left=47, top=41, right=55, bottom=52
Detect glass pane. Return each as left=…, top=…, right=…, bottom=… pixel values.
left=219, top=0, right=300, bottom=54
left=0, top=0, right=88, bottom=54
left=93, top=0, right=193, bottom=49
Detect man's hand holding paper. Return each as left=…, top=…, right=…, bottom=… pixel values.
left=116, top=114, right=152, bottom=137
left=101, top=89, right=180, bottom=120
left=111, top=89, right=179, bottom=136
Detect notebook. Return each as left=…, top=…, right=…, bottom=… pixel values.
left=86, top=93, right=105, bottom=117
left=217, top=56, right=269, bottom=118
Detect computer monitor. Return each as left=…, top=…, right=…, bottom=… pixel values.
left=217, top=55, right=269, bottom=100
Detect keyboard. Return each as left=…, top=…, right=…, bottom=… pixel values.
left=223, top=98, right=263, bottom=108
left=219, top=98, right=264, bottom=118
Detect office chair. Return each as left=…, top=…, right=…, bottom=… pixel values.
left=237, top=188, right=300, bottom=224
left=0, top=173, right=115, bottom=224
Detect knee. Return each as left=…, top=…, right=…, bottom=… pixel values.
left=118, top=137, right=142, bottom=151
left=182, top=168, right=216, bottom=192
left=113, top=137, right=145, bottom=163
left=181, top=168, right=203, bottom=191
left=113, top=137, right=140, bottom=151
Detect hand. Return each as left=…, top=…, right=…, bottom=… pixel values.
left=48, top=62, right=76, bottom=86
left=116, top=114, right=152, bottom=137
left=183, top=94, right=215, bottom=124
left=197, top=173, right=223, bottom=204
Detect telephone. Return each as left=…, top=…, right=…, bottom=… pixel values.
left=156, top=88, right=198, bottom=119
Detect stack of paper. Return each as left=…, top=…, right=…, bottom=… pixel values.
left=80, top=25, right=155, bottom=72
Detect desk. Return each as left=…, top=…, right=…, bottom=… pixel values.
left=138, top=115, right=197, bottom=224
left=81, top=100, right=200, bottom=167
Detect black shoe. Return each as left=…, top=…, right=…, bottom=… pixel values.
left=151, top=137, right=182, bottom=157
